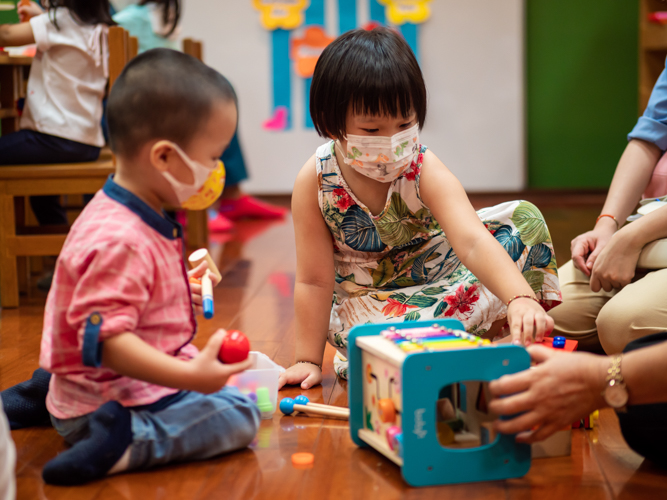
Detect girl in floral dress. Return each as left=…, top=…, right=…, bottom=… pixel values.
left=279, top=27, right=561, bottom=389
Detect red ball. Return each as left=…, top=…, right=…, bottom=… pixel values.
left=219, top=330, right=250, bottom=364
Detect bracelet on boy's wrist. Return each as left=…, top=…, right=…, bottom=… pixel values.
left=295, top=360, right=322, bottom=370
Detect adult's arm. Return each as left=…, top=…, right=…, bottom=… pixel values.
left=488, top=342, right=667, bottom=443
left=570, top=61, right=667, bottom=275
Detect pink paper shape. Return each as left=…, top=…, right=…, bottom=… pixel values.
left=263, top=106, right=288, bottom=131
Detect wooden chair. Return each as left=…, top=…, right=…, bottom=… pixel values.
left=181, top=38, right=209, bottom=249
left=0, top=27, right=135, bottom=308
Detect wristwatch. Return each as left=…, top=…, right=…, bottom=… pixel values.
left=602, top=355, right=628, bottom=412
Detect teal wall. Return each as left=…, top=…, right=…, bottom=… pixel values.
left=527, top=1, right=639, bottom=188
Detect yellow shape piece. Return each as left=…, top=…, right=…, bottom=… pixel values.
left=252, top=0, right=309, bottom=30
left=378, top=0, right=431, bottom=26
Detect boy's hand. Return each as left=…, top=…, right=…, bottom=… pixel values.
left=188, top=261, right=221, bottom=315
left=18, top=1, right=44, bottom=21
left=278, top=362, right=322, bottom=390
left=507, top=297, right=554, bottom=346
left=186, top=330, right=252, bottom=394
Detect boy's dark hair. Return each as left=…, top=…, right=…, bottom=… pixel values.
left=140, top=0, right=180, bottom=36
left=310, top=27, right=427, bottom=139
left=47, top=0, right=116, bottom=28
left=107, top=48, right=238, bottom=158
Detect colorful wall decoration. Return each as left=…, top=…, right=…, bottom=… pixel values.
left=252, top=0, right=430, bottom=132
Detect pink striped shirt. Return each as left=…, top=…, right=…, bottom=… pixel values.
left=40, top=178, right=199, bottom=419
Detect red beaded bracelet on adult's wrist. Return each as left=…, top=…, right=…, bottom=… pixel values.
left=596, top=214, right=620, bottom=230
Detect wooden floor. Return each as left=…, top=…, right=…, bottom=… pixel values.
left=2, top=194, right=667, bottom=499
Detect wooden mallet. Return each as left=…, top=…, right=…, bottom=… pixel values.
left=279, top=396, right=350, bottom=419
left=188, top=248, right=221, bottom=319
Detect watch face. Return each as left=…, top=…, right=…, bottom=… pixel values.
left=606, top=382, right=629, bottom=408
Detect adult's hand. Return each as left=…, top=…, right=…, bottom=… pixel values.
left=570, top=219, right=617, bottom=277
left=488, top=346, right=608, bottom=443
left=589, top=230, right=642, bottom=293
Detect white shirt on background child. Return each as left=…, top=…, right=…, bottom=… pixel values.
left=21, top=8, right=109, bottom=147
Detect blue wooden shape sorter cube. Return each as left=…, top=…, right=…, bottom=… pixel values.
left=348, top=319, right=531, bottom=487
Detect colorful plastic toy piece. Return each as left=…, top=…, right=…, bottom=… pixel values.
left=294, top=395, right=309, bottom=406
left=219, top=330, right=251, bottom=364
left=348, top=319, right=531, bottom=487
left=256, top=387, right=274, bottom=418
left=536, top=336, right=578, bottom=352
left=291, top=452, right=314, bottom=467
left=386, top=426, right=402, bottom=450
left=552, top=336, right=566, bottom=349
left=378, top=398, right=397, bottom=423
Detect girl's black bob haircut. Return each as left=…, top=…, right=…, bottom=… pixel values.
left=47, top=0, right=116, bottom=28
left=310, top=26, right=426, bottom=140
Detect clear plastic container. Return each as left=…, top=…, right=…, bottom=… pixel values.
left=227, top=351, right=285, bottom=419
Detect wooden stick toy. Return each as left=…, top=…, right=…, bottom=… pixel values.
left=280, top=396, right=350, bottom=419
left=188, top=248, right=221, bottom=320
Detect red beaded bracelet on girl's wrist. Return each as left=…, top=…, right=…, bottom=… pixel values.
left=506, top=294, right=541, bottom=308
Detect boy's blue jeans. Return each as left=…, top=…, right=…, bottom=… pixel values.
left=51, top=387, right=260, bottom=470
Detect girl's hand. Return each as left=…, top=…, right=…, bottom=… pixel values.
left=18, top=1, right=44, bottom=21
left=590, top=231, right=642, bottom=293
left=488, top=345, right=608, bottom=443
left=186, top=330, right=252, bottom=394
left=278, top=363, right=322, bottom=390
left=188, top=261, right=221, bottom=315
left=507, top=297, right=554, bottom=345
left=570, top=220, right=617, bottom=276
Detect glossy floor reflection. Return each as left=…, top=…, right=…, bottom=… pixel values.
left=2, top=199, right=667, bottom=499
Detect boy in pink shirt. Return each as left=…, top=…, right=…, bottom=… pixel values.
left=9, top=49, right=259, bottom=485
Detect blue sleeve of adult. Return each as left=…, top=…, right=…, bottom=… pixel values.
left=628, top=57, right=667, bottom=150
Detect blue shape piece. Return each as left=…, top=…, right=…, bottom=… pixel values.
left=248, top=393, right=258, bottom=403
left=294, top=395, right=309, bottom=406
left=553, top=336, right=566, bottom=343
left=395, top=433, right=404, bottom=459
left=279, top=398, right=295, bottom=415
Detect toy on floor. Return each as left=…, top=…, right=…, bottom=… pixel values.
left=219, top=330, right=250, bottom=364
left=188, top=248, right=222, bottom=319
left=226, top=351, right=285, bottom=419
left=536, top=335, right=578, bottom=351
left=280, top=396, right=349, bottom=419
left=348, top=319, right=532, bottom=487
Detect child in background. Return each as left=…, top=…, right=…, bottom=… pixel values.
left=0, top=0, right=114, bottom=226
left=112, top=0, right=287, bottom=232
left=34, top=49, right=258, bottom=485
left=112, top=0, right=180, bottom=52
left=279, top=28, right=561, bottom=389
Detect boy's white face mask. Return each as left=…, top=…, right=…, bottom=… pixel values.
left=160, top=142, right=226, bottom=210
left=341, top=123, right=420, bottom=182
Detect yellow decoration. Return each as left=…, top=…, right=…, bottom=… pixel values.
left=378, top=0, right=432, bottom=25
left=252, top=0, right=310, bottom=30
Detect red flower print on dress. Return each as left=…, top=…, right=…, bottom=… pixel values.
left=333, top=187, right=355, bottom=211
left=403, top=161, right=421, bottom=182
left=444, top=284, right=480, bottom=319
left=382, top=298, right=419, bottom=318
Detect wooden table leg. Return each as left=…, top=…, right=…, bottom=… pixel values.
left=0, top=190, right=19, bottom=308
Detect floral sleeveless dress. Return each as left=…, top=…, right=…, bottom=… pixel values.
left=315, top=141, right=562, bottom=378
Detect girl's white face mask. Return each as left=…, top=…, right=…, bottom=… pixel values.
left=341, top=123, right=420, bottom=182
left=161, top=142, right=226, bottom=210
